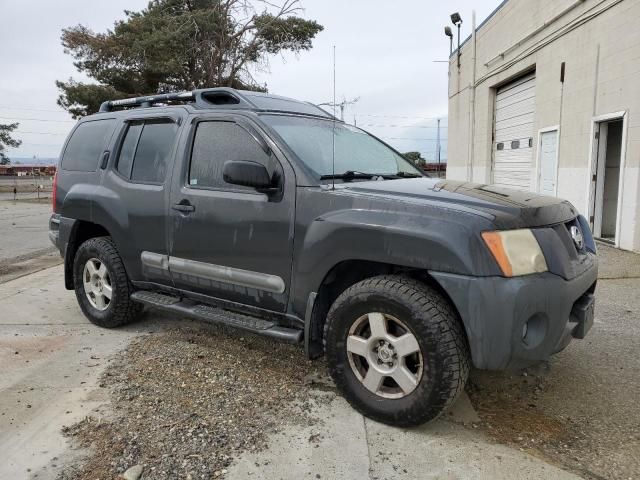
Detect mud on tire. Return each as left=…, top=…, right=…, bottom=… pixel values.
left=324, top=275, right=470, bottom=427
left=73, top=236, right=142, bottom=328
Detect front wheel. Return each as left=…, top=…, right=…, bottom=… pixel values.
left=324, top=275, right=470, bottom=427
left=73, top=236, right=142, bottom=328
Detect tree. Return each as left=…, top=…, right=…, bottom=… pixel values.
left=57, top=0, right=324, bottom=118
left=0, top=123, right=21, bottom=165
left=403, top=151, right=426, bottom=167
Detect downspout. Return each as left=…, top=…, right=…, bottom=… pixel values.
left=467, top=10, right=477, bottom=182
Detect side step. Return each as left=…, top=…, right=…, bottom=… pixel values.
left=131, top=291, right=303, bottom=344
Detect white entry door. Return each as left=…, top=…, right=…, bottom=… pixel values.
left=538, top=129, right=559, bottom=196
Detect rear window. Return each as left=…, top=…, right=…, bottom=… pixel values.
left=115, top=119, right=177, bottom=184
left=61, top=119, right=115, bottom=172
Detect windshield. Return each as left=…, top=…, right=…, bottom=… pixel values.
left=262, top=114, right=423, bottom=179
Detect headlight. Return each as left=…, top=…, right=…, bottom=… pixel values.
left=481, top=229, right=548, bottom=277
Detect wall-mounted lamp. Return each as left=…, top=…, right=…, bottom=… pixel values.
left=450, top=12, right=463, bottom=68
left=444, top=26, right=453, bottom=55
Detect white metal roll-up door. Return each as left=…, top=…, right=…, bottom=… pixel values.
left=492, top=72, right=536, bottom=190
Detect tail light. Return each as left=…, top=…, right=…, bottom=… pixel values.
left=52, top=171, right=58, bottom=213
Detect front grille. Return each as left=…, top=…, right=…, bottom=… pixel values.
left=563, top=218, right=585, bottom=255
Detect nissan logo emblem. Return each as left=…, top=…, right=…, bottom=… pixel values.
left=570, top=225, right=584, bottom=250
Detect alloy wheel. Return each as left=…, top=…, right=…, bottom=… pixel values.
left=82, top=258, right=112, bottom=311
left=346, top=312, right=423, bottom=399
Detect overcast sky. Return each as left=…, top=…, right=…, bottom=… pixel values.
left=0, top=0, right=500, bottom=161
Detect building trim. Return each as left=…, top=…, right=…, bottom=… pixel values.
left=451, top=0, right=511, bottom=57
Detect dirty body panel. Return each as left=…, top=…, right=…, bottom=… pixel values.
left=49, top=91, right=598, bottom=372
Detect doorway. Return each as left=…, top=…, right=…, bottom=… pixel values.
left=589, top=117, right=624, bottom=242
left=537, top=127, right=559, bottom=196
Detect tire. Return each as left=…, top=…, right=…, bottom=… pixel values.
left=73, top=236, right=142, bottom=328
left=324, top=275, right=470, bottom=427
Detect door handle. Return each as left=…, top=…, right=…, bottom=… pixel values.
left=172, top=202, right=195, bottom=213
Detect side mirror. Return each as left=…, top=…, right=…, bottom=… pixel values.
left=222, top=160, right=275, bottom=191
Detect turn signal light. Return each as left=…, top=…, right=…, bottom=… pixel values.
left=481, top=229, right=548, bottom=277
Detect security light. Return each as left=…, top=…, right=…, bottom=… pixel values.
left=450, top=12, right=463, bottom=68
left=444, top=26, right=454, bottom=55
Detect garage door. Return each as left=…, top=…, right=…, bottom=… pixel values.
left=492, top=72, right=536, bottom=190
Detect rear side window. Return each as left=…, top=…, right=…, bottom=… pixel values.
left=61, top=119, right=115, bottom=172
left=189, top=121, right=271, bottom=190
left=116, top=119, right=177, bottom=184
left=116, top=122, right=143, bottom=178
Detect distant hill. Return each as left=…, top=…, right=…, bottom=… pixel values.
left=9, top=157, right=59, bottom=166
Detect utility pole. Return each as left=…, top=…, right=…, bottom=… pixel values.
left=436, top=118, right=441, bottom=167
left=318, top=97, right=360, bottom=121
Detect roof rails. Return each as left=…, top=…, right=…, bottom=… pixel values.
left=99, top=91, right=195, bottom=112
left=98, top=88, right=253, bottom=113
left=98, top=87, right=334, bottom=119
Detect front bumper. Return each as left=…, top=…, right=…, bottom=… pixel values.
left=431, top=253, right=598, bottom=370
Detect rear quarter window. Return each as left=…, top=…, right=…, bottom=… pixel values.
left=61, top=119, right=115, bottom=172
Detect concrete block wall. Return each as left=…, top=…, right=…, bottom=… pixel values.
left=447, top=0, right=640, bottom=251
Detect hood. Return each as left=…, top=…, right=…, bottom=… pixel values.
left=335, top=178, right=578, bottom=229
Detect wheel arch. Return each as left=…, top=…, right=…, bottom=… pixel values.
left=64, top=220, right=111, bottom=289
left=304, top=259, right=469, bottom=360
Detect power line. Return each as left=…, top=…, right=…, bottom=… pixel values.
left=16, top=130, right=69, bottom=136
left=0, top=105, right=69, bottom=114
left=361, top=124, right=448, bottom=129
left=10, top=142, right=63, bottom=147
left=0, top=116, right=75, bottom=123
left=382, top=136, right=448, bottom=141
left=355, top=114, right=444, bottom=120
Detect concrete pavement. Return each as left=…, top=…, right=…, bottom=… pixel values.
left=0, top=200, right=54, bottom=262
left=0, top=265, right=582, bottom=480
left=0, top=266, right=172, bottom=479
left=228, top=393, right=578, bottom=480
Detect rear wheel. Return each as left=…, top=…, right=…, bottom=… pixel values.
left=73, top=236, right=142, bottom=328
left=324, top=275, right=470, bottom=427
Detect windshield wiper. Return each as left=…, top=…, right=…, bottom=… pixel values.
left=393, top=171, right=423, bottom=178
left=320, top=170, right=378, bottom=181
left=320, top=170, right=425, bottom=182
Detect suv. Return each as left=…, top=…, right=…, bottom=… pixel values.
left=49, top=88, right=597, bottom=427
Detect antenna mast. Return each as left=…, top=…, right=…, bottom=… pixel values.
left=331, top=45, right=336, bottom=190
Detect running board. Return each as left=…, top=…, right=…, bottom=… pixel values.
left=131, top=291, right=303, bottom=344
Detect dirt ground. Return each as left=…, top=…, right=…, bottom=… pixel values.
left=1, top=214, right=638, bottom=479
left=55, top=326, right=326, bottom=480
left=3, top=266, right=575, bottom=480
left=467, top=243, right=640, bottom=480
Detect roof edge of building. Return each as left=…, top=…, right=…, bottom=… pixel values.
left=449, top=0, right=511, bottom=59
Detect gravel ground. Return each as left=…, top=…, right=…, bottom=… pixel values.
left=51, top=243, right=640, bottom=479
left=57, top=324, right=326, bottom=480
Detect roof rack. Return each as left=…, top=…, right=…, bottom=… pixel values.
left=98, top=87, right=334, bottom=119
left=99, top=91, right=196, bottom=112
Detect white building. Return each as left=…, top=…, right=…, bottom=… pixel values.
left=447, top=0, right=640, bottom=252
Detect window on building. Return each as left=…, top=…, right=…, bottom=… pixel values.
left=61, top=119, right=115, bottom=172
left=189, top=121, right=272, bottom=190
left=116, top=119, right=177, bottom=184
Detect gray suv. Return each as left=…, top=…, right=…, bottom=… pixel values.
left=49, top=88, right=597, bottom=426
